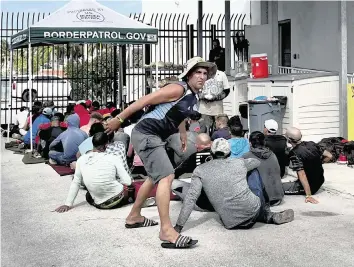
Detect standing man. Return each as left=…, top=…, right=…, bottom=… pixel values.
left=198, top=66, right=230, bottom=134
left=209, top=39, right=225, bottom=71
left=106, top=57, right=216, bottom=249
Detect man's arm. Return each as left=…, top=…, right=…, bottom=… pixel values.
left=117, top=84, right=184, bottom=121
left=322, top=150, right=333, bottom=163
left=289, top=152, right=318, bottom=204
left=55, top=160, right=83, bottom=212
left=175, top=173, right=203, bottom=231
left=243, top=158, right=261, bottom=172
left=214, top=72, right=231, bottom=101
left=179, top=119, right=187, bottom=152
left=114, top=156, right=132, bottom=186
left=49, top=134, right=61, bottom=150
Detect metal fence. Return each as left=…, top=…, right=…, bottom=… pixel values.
left=1, top=12, right=246, bottom=124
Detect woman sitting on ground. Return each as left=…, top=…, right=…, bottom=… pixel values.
left=243, top=131, right=284, bottom=206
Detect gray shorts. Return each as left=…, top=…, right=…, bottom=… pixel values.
left=131, top=128, right=174, bottom=184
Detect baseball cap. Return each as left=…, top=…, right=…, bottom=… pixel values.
left=42, top=107, right=53, bottom=116
left=86, top=100, right=92, bottom=107
left=51, top=116, right=59, bottom=122
left=264, top=119, right=278, bottom=134
left=211, top=138, right=231, bottom=156
left=178, top=57, right=217, bottom=80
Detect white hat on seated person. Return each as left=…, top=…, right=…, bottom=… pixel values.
left=211, top=138, right=231, bottom=156
left=264, top=119, right=278, bottom=134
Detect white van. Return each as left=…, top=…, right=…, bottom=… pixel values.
left=1, top=75, right=72, bottom=124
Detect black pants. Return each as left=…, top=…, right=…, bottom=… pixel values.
left=282, top=181, right=305, bottom=195
left=86, top=192, right=127, bottom=210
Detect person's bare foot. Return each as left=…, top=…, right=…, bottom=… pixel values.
left=125, top=215, right=145, bottom=225
left=159, top=227, right=179, bottom=243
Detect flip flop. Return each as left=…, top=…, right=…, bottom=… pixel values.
left=161, top=235, right=198, bottom=249
left=125, top=217, right=158, bottom=229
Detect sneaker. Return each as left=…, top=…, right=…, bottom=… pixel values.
left=337, top=154, right=348, bottom=165
left=49, top=159, right=57, bottom=165
left=12, top=133, right=22, bottom=140
left=272, top=209, right=294, bottom=225
left=142, top=197, right=156, bottom=208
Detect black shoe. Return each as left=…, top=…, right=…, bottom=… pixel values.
left=272, top=209, right=294, bottom=225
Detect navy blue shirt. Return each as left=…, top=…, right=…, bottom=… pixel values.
left=134, top=82, right=199, bottom=140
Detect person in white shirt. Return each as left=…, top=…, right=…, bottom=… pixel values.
left=15, top=106, right=29, bottom=136
left=198, top=68, right=230, bottom=134
left=55, top=132, right=132, bottom=212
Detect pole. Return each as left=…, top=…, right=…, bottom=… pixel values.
left=118, top=45, right=124, bottom=110
left=225, top=0, right=231, bottom=75
left=270, top=0, right=279, bottom=75
left=7, top=49, right=13, bottom=142
left=340, top=0, right=348, bottom=138
left=113, top=45, right=118, bottom=107
left=197, top=0, right=203, bottom=57
left=155, top=43, right=159, bottom=91
left=28, top=33, right=33, bottom=152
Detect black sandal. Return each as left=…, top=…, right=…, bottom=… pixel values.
left=161, top=235, right=198, bottom=249
left=125, top=217, right=158, bottom=229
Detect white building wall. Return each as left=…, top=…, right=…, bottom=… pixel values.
left=248, top=1, right=354, bottom=73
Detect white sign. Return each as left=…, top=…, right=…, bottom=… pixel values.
left=43, top=31, right=157, bottom=42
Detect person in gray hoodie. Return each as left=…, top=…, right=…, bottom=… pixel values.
left=174, top=138, right=294, bottom=235
left=49, top=113, right=88, bottom=165
left=243, top=131, right=284, bottom=206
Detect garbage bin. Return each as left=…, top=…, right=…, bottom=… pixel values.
left=248, top=96, right=287, bottom=134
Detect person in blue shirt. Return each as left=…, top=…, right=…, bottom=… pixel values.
left=23, top=107, right=52, bottom=146
left=228, top=115, right=249, bottom=158
left=49, top=114, right=88, bottom=166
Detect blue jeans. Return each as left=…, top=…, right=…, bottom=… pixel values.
left=235, top=170, right=271, bottom=229
left=48, top=151, right=72, bottom=165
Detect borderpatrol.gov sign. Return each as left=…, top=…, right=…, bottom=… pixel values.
left=43, top=31, right=157, bottom=42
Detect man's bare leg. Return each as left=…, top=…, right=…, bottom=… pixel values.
left=156, top=174, right=179, bottom=243
left=126, top=178, right=154, bottom=224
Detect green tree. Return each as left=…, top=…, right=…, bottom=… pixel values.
left=65, top=45, right=117, bottom=104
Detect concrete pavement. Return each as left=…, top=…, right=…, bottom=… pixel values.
left=1, top=142, right=354, bottom=267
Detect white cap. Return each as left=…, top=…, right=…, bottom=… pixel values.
left=264, top=119, right=278, bottom=134
left=211, top=138, right=231, bottom=156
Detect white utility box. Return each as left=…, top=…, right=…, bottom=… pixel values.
left=223, top=76, right=248, bottom=117
left=247, top=73, right=339, bottom=142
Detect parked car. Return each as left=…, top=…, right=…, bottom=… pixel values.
left=11, top=75, right=72, bottom=102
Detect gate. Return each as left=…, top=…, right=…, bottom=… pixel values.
left=1, top=12, right=246, bottom=125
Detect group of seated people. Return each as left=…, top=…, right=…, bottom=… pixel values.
left=11, top=100, right=333, bottom=232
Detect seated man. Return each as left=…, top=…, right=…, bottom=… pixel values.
left=174, top=138, right=294, bottom=233
left=49, top=114, right=88, bottom=166
left=187, top=111, right=207, bottom=134
left=228, top=116, right=249, bottom=158
left=243, top=131, right=284, bottom=206
left=211, top=114, right=230, bottom=141
left=23, top=107, right=52, bottom=147
left=263, top=119, right=289, bottom=178
left=80, top=112, right=103, bottom=135
left=12, top=106, right=29, bottom=138
left=72, top=123, right=130, bottom=173
left=166, top=130, right=198, bottom=169
left=283, top=127, right=333, bottom=204
left=37, top=114, right=67, bottom=159
left=55, top=132, right=132, bottom=212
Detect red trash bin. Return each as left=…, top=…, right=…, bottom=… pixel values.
left=251, top=53, right=269, bottom=78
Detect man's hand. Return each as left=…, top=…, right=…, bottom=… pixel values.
left=305, top=196, right=319, bottom=204
left=105, top=117, right=122, bottom=135
left=180, top=132, right=187, bottom=152
left=55, top=205, right=71, bottom=213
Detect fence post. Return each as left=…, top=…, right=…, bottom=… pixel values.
left=122, top=45, right=127, bottom=87
left=113, top=45, right=118, bottom=106
left=144, top=43, right=151, bottom=95
left=187, top=24, right=194, bottom=59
